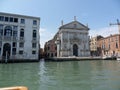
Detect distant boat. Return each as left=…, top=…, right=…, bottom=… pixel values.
left=102, top=55, right=116, bottom=60
left=116, top=57, right=120, bottom=60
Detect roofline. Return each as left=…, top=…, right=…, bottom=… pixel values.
left=59, top=20, right=89, bottom=30
left=0, top=12, right=40, bottom=20
left=99, top=34, right=120, bottom=40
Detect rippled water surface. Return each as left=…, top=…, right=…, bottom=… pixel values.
left=0, top=60, right=120, bottom=90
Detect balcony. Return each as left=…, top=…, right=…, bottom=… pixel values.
left=19, top=37, right=25, bottom=42
left=0, top=36, right=18, bottom=41
left=32, top=38, right=38, bottom=42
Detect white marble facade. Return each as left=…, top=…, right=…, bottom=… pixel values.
left=0, top=12, right=40, bottom=60
left=56, top=20, right=90, bottom=57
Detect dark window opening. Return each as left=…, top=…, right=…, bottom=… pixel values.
left=5, top=17, right=9, bottom=22
left=116, top=43, right=118, bottom=48
left=10, top=17, right=13, bottom=22
left=0, top=25, right=3, bottom=36
left=33, top=20, right=37, bottom=25
left=32, top=51, right=36, bottom=54
left=13, top=31, right=17, bottom=37
left=33, top=30, right=37, bottom=39
left=32, top=43, right=36, bottom=48
left=20, top=29, right=24, bottom=37
left=19, top=50, right=23, bottom=54
left=21, top=19, right=25, bottom=24
left=14, top=18, right=18, bottom=23
left=0, top=16, right=4, bottom=21
left=12, top=48, right=16, bottom=55
left=19, top=42, right=24, bottom=48
left=13, top=42, right=16, bottom=47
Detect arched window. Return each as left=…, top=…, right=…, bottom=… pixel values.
left=4, top=26, right=12, bottom=36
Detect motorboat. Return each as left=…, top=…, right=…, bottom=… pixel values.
left=116, top=56, right=120, bottom=60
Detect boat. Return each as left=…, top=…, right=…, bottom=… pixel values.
left=102, top=55, right=116, bottom=60
left=117, top=57, right=120, bottom=60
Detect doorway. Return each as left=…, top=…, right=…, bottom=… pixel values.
left=73, top=44, right=78, bottom=56
left=2, top=43, right=11, bottom=59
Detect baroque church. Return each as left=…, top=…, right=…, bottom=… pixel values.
left=55, top=18, right=90, bottom=57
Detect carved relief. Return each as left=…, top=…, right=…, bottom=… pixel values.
left=63, top=38, right=68, bottom=42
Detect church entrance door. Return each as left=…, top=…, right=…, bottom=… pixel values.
left=73, top=44, right=78, bottom=56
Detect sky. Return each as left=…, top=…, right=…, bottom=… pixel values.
left=0, top=0, right=120, bottom=48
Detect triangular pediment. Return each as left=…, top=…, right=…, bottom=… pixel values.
left=59, top=21, right=89, bottom=30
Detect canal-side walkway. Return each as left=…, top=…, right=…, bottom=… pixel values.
left=44, top=56, right=116, bottom=61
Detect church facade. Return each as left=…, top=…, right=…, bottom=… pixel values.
left=55, top=20, right=90, bottom=57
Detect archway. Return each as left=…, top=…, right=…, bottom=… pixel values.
left=73, top=44, right=78, bottom=56
left=2, top=43, right=11, bottom=59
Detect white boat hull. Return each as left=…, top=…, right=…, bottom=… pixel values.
left=117, top=57, right=120, bottom=60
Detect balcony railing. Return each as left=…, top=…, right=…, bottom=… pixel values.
left=0, top=36, right=18, bottom=41
left=19, top=37, right=25, bottom=42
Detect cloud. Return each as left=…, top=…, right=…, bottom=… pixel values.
left=89, top=26, right=119, bottom=37
left=39, top=28, right=55, bottom=48
left=39, top=28, right=46, bottom=36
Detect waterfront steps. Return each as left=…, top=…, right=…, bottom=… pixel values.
left=0, top=86, right=28, bottom=90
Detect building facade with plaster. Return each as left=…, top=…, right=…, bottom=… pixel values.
left=0, top=12, right=40, bottom=61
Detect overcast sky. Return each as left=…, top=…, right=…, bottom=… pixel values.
left=0, top=0, right=120, bottom=48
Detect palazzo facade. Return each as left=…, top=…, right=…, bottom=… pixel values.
left=0, top=12, right=40, bottom=60
left=55, top=20, right=90, bottom=57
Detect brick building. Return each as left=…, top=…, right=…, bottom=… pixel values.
left=98, top=34, right=120, bottom=57
left=44, top=39, right=57, bottom=58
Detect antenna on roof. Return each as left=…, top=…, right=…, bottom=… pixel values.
left=74, top=16, right=77, bottom=21
left=61, top=20, right=63, bottom=26
left=109, top=19, right=120, bottom=34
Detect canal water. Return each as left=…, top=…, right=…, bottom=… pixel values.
left=0, top=60, right=120, bottom=90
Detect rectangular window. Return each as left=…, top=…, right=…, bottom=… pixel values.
left=14, top=18, right=18, bottom=23
left=33, top=20, right=37, bottom=25
left=0, top=41, right=2, bottom=47
left=116, top=36, right=118, bottom=41
left=12, top=48, right=16, bottom=55
left=19, top=50, right=23, bottom=54
left=13, top=42, right=17, bottom=47
left=0, top=25, right=3, bottom=36
left=21, top=19, right=25, bottom=24
left=5, top=17, right=9, bottom=22
left=0, top=16, right=4, bottom=21
left=32, top=51, right=36, bottom=54
left=32, top=43, right=36, bottom=48
left=33, top=30, right=37, bottom=38
left=10, top=17, right=13, bottom=22
left=0, top=48, right=1, bottom=55
left=13, top=26, right=18, bottom=37
left=13, top=31, right=17, bottom=37
left=19, top=42, right=24, bottom=48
